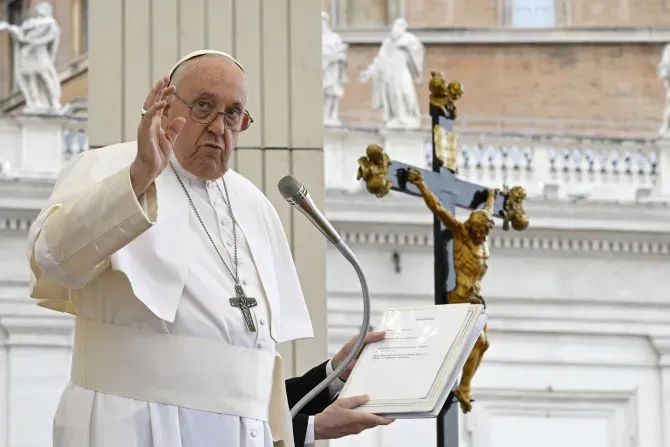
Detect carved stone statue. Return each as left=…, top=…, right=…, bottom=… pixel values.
left=659, top=43, right=670, bottom=137
left=359, top=18, right=425, bottom=129
left=0, top=2, right=61, bottom=113
left=407, top=167, right=495, bottom=414
left=322, top=12, right=348, bottom=126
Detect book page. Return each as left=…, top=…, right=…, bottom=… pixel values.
left=340, top=304, right=471, bottom=401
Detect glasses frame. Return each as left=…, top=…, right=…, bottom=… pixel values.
left=172, top=92, right=254, bottom=132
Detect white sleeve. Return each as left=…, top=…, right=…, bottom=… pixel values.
left=304, top=416, right=316, bottom=446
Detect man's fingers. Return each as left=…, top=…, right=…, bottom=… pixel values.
left=349, top=330, right=386, bottom=346
left=363, top=331, right=386, bottom=344
left=143, top=78, right=165, bottom=111
left=374, top=416, right=395, bottom=426
left=145, top=100, right=167, bottom=120
left=165, top=117, right=186, bottom=145
left=160, top=84, right=176, bottom=102
left=336, top=395, right=369, bottom=409
left=138, top=100, right=167, bottom=139
left=357, top=413, right=395, bottom=429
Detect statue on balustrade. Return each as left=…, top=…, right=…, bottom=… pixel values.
left=322, top=12, right=348, bottom=126
left=0, top=2, right=61, bottom=113
left=359, top=18, right=425, bottom=129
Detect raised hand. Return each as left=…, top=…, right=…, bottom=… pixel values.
left=314, top=395, right=394, bottom=440
left=406, top=168, right=423, bottom=185
left=130, top=77, right=186, bottom=197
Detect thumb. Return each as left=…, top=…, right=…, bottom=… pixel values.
left=165, top=117, right=186, bottom=145
left=336, top=394, right=369, bottom=409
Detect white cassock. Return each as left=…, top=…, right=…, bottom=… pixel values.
left=26, top=141, right=340, bottom=447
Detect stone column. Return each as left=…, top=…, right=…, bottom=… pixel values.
left=653, top=336, right=670, bottom=447
left=87, top=0, right=327, bottom=379
left=0, top=305, right=73, bottom=447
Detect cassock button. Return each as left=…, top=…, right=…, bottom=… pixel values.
left=226, top=240, right=233, bottom=247
left=242, top=279, right=249, bottom=286
left=206, top=181, right=214, bottom=189
left=259, top=318, right=266, bottom=326
left=250, top=429, right=257, bottom=438
left=257, top=343, right=264, bottom=349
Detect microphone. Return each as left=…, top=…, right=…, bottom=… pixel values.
left=278, top=176, right=341, bottom=245
left=278, top=175, right=372, bottom=418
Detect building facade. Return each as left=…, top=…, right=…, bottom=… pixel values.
left=0, top=0, right=669, bottom=446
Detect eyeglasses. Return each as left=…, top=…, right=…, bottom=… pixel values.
left=172, top=92, right=254, bottom=132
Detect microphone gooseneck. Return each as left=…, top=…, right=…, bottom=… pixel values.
left=278, top=175, right=372, bottom=418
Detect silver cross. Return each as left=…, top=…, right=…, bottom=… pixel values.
left=229, top=284, right=258, bottom=332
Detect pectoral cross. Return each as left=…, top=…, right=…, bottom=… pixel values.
left=229, top=284, right=258, bottom=332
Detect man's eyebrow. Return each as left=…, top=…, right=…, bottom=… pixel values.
left=194, top=92, right=243, bottom=109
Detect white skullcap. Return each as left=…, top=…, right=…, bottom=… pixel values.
left=168, top=50, right=246, bottom=82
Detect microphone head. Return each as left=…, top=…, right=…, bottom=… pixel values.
left=278, top=175, right=307, bottom=205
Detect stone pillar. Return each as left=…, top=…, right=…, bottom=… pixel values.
left=87, top=0, right=327, bottom=379
left=653, top=337, right=670, bottom=447
left=0, top=308, right=73, bottom=447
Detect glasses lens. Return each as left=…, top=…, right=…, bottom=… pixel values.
left=191, top=107, right=216, bottom=124
left=238, top=113, right=252, bottom=132
left=224, top=112, right=252, bottom=132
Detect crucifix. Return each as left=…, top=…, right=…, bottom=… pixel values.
left=356, top=71, right=529, bottom=447
left=229, top=284, right=258, bottom=332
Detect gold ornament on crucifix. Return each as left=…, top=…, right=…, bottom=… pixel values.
left=356, top=144, right=393, bottom=198
left=429, top=71, right=464, bottom=171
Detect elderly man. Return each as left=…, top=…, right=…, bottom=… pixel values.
left=26, top=50, right=393, bottom=447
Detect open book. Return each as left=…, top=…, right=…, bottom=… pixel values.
left=338, top=303, right=487, bottom=418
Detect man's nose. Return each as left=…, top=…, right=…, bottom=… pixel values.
left=207, top=114, right=226, bottom=135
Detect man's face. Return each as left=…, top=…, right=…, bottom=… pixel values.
left=164, top=56, right=248, bottom=180
left=467, top=212, right=493, bottom=244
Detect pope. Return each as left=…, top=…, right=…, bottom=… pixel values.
left=26, top=50, right=394, bottom=447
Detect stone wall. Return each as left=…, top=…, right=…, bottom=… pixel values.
left=338, top=43, right=665, bottom=126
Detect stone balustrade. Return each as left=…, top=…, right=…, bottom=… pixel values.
left=1, top=115, right=669, bottom=203
left=324, top=125, right=670, bottom=202
left=0, top=114, right=87, bottom=178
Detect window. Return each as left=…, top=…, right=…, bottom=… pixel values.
left=332, top=0, right=404, bottom=28
left=511, top=0, right=555, bottom=27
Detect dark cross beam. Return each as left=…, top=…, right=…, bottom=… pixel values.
left=383, top=111, right=508, bottom=447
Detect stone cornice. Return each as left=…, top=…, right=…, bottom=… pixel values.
left=339, top=229, right=670, bottom=256
left=326, top=190, right=670, bottom=234
left=338, top=27, right=670, bottom=45
left=651, top=337, right=670, bottom=367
